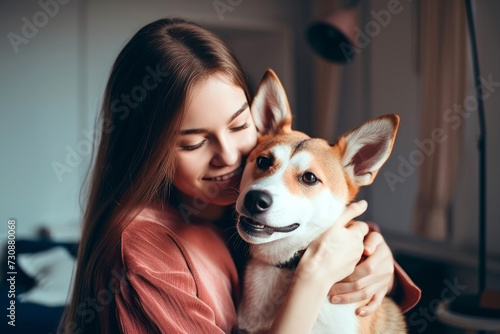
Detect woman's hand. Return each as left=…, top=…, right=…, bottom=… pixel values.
left=295, top=200, right=369, bottom=288
left=327, top=228, right=395, bottom=317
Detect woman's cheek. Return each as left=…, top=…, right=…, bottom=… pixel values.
left=176, top=152, right=201, bottom=180
left=241, top=127, right=258, bottom=155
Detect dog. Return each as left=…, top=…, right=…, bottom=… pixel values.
left=235, top=69, right=406, bottom=334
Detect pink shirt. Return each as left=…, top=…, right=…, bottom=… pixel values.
left=115, top=203, right=239, bottom=333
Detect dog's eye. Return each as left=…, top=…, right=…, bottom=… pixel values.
left=302, top=172, right=318, bottom=184
left=256, top=156, right=273, bottom=170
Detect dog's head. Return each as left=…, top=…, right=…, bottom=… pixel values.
left=236, top=69, right=399, bottom=265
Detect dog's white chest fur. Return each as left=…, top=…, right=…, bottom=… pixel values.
left=238, top=259, right=358, bottom=334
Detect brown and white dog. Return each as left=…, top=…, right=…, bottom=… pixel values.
left=235, top=69, right=406, bottom=334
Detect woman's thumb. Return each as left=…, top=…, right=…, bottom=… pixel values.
left=338, top=200, right=368, bottom=227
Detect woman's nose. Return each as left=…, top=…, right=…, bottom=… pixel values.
left=211, top=135, right=238, bottom=167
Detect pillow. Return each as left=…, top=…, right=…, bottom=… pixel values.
left=17, top=246, right=77, bottom=307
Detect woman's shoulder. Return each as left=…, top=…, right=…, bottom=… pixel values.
left=120, top=202, right=192, bottom=273
left=126, top=200, right=184, bottom=228
left=120, top=201, right=232, bottom=275
left=124, top=200, right=198, bottom=237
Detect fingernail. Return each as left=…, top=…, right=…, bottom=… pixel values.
left=358, top=309, right=366, bottom=316
left=330, top=296, right=341, bottom=303
left=365, top=247, right=373, bottom=254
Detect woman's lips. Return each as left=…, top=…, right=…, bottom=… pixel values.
left=202, top=166, right=244, bottom=192
left=203, top=166, right=243, bottom=181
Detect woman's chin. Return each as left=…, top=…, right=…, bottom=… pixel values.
left=201, top=175, right=241, bottom=206
left=208, top=193, right=238, bottom=207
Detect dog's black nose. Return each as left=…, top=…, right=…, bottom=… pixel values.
left=244, top=190, right=273, bottom=215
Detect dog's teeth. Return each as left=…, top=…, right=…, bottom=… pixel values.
left=254, top=224, right=264, bottom=228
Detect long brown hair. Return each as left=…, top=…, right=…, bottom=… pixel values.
left=58, top=17, right=250, bottom=333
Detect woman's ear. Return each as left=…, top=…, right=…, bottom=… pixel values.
left=250, top=69, right=293, bottom=135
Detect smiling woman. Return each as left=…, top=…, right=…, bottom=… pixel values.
left=58, top=17, right=420, bottom=334
left=57, top=17, right=256, bottom=333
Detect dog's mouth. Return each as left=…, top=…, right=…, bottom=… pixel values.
left=238, top=216, right=300, bottom=236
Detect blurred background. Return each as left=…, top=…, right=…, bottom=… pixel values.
left=1, top=0, right=499, bottom=333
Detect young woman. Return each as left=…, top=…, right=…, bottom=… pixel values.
left=58, top=17, right=420, bottom=334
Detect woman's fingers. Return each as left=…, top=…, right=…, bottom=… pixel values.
left=331, top=238, right=387, bottom=291
left=328, top=280, right=370, bottom=297
left=345, top=220, right=370, bottom=239
left=356, top=291, right=386, bottom=317
left=363, top=231, right=385, bottom=256
left=353, top=233, right=393, bottom=282
left=328, top=275, right=371, bottom=296
left=338, top=201, right=368, bottom=227
left=353, top=244, right=389, bottom=281
left=327, top=278, right=382, bottom=306
left=329, top=280, right=386, bottom=305
left=327, top=233, right=394, bottom=297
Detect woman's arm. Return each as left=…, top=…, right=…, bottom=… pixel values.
left=269, top=201, right=369, bottom=334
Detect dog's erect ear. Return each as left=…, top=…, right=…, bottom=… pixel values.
left=337, top=114, right=400, bottom=186
left=251, top=69, right=293, bottom=135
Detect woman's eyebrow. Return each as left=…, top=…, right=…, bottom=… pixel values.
left=180, top=102, right=249, bottom=135
left=229, top=102, right=249, bottom=122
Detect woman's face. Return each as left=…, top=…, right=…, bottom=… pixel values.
left=173, top=72, right=258, bottom=207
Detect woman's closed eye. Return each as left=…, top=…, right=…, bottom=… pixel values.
left=230, top=122, right=249, bottom=132
left=180, top=122, right=250, bottom=151
left=181, top=140, right=207, bottom=151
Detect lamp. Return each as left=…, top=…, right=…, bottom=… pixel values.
left=306, top=0, right=361, bottom=63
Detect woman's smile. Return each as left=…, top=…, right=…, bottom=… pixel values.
left=203, top=165, right=243, bottom=181
left=202, top=165, right=244, bottom=194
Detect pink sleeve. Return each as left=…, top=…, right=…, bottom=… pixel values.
left=367, top=222, right=421, bottom=313
left=116, top=225, right=225, bottom=334
left=392, top=261, right=422, bottom=313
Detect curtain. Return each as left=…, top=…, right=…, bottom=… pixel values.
left=311, top=0, right=343, bottom=142
left=412, top=0, right=468, bottom=240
